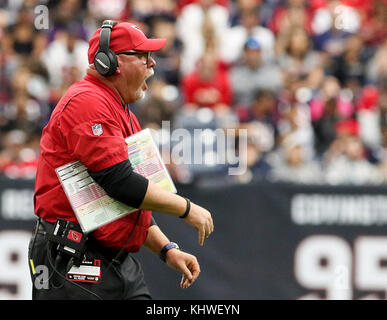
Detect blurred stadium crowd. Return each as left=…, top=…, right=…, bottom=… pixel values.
left=0, top=0, right=387, bottom=186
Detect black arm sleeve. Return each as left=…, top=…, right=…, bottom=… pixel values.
left=88, top=159, right=149, bottom=209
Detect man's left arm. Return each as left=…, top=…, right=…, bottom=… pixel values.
left=144, top=225, right=200, bottom=289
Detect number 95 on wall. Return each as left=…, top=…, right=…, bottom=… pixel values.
left=294, top=235, right=387, bottom=300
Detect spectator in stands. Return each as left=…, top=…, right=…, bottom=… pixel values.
left=176, top=0, right=229, bottom=74
left=328, top=34, right=370, bottom=89
left=2, top=5, right=46, bottom=59
left=377, top=155, right=387, bottom=184
left=149, top=15, right=183, bottom=87
left=232, top=128, right=273, bottom=184
left=277, top=27, right=323, bottom=92
left=126, top=0, right=177, bottom=24
left=239, top=89, right=278, bottom=125
left=0, top=91, right=46, bottom=135
left=0, top=129, right=39, bottom=179
left=3, top=60, right=50, bottom=128
left=311, top=76, right=354, bottom=154
left=0, top=45, right=19, bottom=107
left=311, top=0, right=362, bottom=36
left=367, top=38, right=387, bottom=85
left=311, top=0, right=358, bottom=56
left=269, top=0, right=311, bottom=36
left=134, top=77, right=179, bottom=129
left=276, top=96, right=315, bottom=161
left=376, top=84, right=387, bottom=181
left=360, top=0, right=387, bottom=47
left=356, top=85, right=381, bottom=150
left=47, top=0, right=88, bottom=43
left=323, top=120, right=381, bottom=185
left=379, top=79, right=387, bottom=131
left=230, top=37, right=283, bottom=108
left=181, top=49, right=233, bottom=111
left=268, top=136, right=322, bottom=184
left=87, top=0, right=128, bottom=22
left=221, top=2, right=275, bottom=64
left=41, top=24, right=89, bottom=89
left=237, top=89, right=279, bottom=157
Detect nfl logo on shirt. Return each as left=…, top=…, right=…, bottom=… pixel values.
left=92, top=124, right=103, bottom=136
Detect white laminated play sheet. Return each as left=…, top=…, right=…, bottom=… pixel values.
left=56, top=129, right=176, bottom=233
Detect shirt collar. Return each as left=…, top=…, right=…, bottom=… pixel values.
left=84, top=73, right=124, bottom=106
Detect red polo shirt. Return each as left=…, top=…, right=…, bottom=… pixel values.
left=181, top=61, right=233, bottom=108
left=34, top=74, right=152, bottom=252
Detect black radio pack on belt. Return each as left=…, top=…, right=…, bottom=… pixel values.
left=47, top=218, right=87, bottom=267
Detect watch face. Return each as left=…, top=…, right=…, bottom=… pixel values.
left=168, top=242, right=179, bottom=250
left=160, top=242, right=180, bottom=262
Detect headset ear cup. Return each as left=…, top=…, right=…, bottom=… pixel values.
left=94, top=51, right=111, bottom=76
left=94, top=50, right=117, bottom=77
left=94, top=20, right=118, bottom=77
left=106, top=49, right=118, bottom=76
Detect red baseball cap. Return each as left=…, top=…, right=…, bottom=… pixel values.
left=88, top=22, right=167, bottom=64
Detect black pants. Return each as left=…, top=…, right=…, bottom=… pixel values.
left=28, top=219, right=152, bottom=300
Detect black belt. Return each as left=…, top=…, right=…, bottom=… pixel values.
left=36, top=218, right=129, bottom=265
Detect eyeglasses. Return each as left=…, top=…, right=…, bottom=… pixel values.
left=117, top=51, right=152, bottom=67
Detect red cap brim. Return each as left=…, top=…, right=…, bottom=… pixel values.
left=134, top=38, right=167, bottom=51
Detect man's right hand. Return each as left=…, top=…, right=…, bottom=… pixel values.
left=139, top=181, right=214, bottom=245
left=184, top=202, right=214, bottom=246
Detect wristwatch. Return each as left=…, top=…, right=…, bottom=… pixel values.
left=160, top=242, right=180, bottom=262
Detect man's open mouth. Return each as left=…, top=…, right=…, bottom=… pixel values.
left=142, top=71, right=154, bottom=90
left=142, top=81, right=148, bottom=90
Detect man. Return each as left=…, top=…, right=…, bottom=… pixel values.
left=230, top=37, right=283, bottom=108
left=29, top=21, right=214, bottom=300
left=221, top=5, right=275, bottom=65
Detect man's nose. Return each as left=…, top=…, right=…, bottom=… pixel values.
left=148, top=56, right=156, bottom=68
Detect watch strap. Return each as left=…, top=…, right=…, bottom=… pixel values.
left=160, top=242, right=179, bottom=262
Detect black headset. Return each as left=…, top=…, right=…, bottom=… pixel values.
left=93, top=20, right=135, bottom=132
left=94, top=20, right=118, bottom=77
